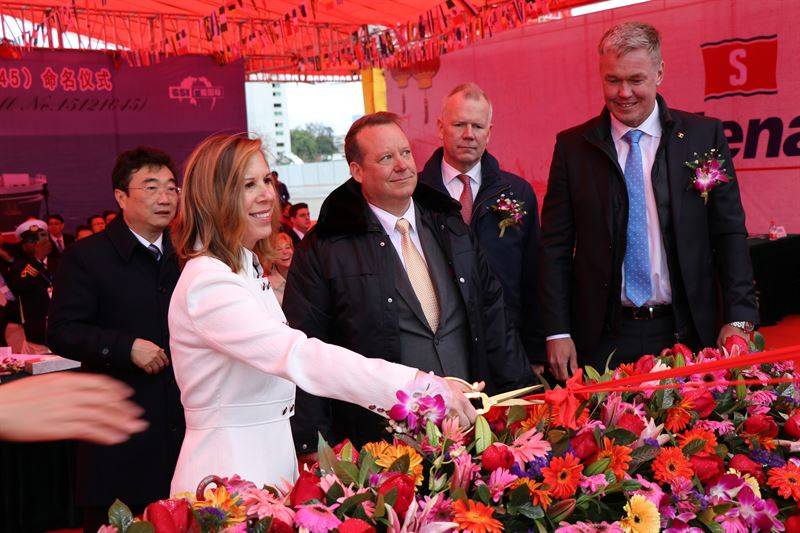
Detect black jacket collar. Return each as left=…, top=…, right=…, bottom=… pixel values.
left=314, top=177, right=460, bottom=238
left=105, top=215, right=174, bottom=262
left=420, top=147, right=503, bottom=192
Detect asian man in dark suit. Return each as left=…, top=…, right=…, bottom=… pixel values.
left=48, top=147, right=184, bottom=533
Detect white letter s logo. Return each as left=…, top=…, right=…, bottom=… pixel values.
left=729, top=48, right=747, bottom=86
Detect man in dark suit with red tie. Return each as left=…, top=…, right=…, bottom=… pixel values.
left=420, top=83, right=544, bottom=373
left=539, top=22, right=758, bottom=380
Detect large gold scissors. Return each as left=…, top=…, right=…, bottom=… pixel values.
left=446, top=377, right=544, bottom=415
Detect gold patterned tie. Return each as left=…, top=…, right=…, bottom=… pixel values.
left=395, top=218, right=440, bottom=332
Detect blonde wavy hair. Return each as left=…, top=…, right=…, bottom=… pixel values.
left=173, top=133, right=280, bottom=272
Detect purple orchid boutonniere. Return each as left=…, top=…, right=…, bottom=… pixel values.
left=491, top=194, right=527, bottom=238
left=685, top=148, right=732, bottom=205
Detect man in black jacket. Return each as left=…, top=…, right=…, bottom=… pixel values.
left=284, top=112, right=534, bottom=453
left=420, top=83, right=543, bottom=371
left=540, top=22, right=758, bottom=380
left=48, top=147, right=184, bottom=533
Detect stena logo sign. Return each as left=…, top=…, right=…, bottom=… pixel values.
left=700, top=34, right=778, bottom=101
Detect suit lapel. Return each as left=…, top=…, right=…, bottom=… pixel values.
left=583, top=113, right=624, bottom=238
left=664, top=114, right=689, bottom=229
left=391, top=250, right=431, bottom=329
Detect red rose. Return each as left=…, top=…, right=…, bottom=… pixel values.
left=289, top=469, right=324, bottom=507
left=143, top=498, right=194, bottom=533
left=729, top=454, right=765, bottom=484
left=690, top=452, right=725, bottom=485
left=616, top=413, right=646, bottom=435
left=481, top=443, right=515, bottom=472
left=685, top=389, right=716, bottom=418
left=785, top=413, right=800, bottom=439
left=724, top=334, right=750, bottom=356
left=786, top=514, right=800, bottom=533
left=338, top=518, right=377, bottom=533
left=378, top=472, right=415, bottom=520
left=634, top=355, right=656, bottom=374
left=269, top=520, right=294, bottom=533
left=744, top=414, right=779, bottom=438
left=570, top=431, right=599, bottom=461
left=484, top=406, right=508, bottom=432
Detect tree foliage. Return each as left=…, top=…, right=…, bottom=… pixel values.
left=290, top=123, right=337, bottom=162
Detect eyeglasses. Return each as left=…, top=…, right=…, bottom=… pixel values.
left=128, top=185, right=181, bottom=197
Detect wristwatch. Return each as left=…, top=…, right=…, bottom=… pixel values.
left=729, top=321, right=755, bottom=333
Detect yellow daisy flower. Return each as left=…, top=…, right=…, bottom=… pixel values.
left=620, top=494, right=660, bottom=533
left=374, top=443, right=424, bottom=485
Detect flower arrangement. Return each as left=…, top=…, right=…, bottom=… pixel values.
left=684, top=148, right=732, bottom=204
left=490, top=195, right=526, bottom=238
left=102, top=335, right=800, bottom=532
left=0, top=356, right=24, bottom=375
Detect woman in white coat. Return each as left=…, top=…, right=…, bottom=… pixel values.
left=168, top=134, right=477, bottom=495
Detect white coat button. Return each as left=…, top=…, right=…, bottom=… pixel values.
left=459, top=277, right=466, bottom=283
left=387, top=297, right=393, bottom=303
left=379, top=241, right=386, bottom=247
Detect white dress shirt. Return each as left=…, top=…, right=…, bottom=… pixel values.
left=367, top=201, right=429, bottom=270
left=129, top=228, right=164, bottom=255
left=610, top=102, right=672, bottom=307
left=442, top=159, right=481, bottom=202
left=292, top=227, right=306, bottom=241
left=51, top=234, right=65, bottom=251
left=547, top=103, right=672, bottom=342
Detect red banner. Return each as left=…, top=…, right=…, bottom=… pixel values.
left=701, top=35, right=778, bottom=101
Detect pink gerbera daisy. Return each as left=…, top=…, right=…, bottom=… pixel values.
left=294, top=503, right=341, bottom=533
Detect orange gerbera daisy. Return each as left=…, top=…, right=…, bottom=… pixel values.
left=363, top=441, right=389, bottom=459
left=665, top=405, right=692, bottom=433
left=652, top=447, right=694, bottom=485
left=374, top=443, right=424, bottom=485
left=768, top=462, right=800, bottom=501
left=519, top=404, right=553, bottom=432
left=593, top=437, right=633, bottom=479
left=678, top=428, right=718, bottom=455
left=452, top=499, right=504, bottom=533
left=541, top=453, right=584, bottom=499
left=511, top=479, right=552, bottom=510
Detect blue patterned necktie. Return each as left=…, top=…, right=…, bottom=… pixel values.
left=622, top=129, right=652, bottom=307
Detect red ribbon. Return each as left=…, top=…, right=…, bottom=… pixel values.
left=533, top=345, right=800, bottom=429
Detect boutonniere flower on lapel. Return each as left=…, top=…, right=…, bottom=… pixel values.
left=491, top=194, right=527, bottom=238
left=684, top=148, right=732, bottom=205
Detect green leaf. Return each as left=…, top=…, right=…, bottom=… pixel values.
left=508, top=484, right=532, bottom=507
left=250, top=517, right=273, bottom=533
left=333, top=460, right=360, bottom=486
left=621, top=479, right=643, bottom=491
left=126, top=523, right=155, bottom=533
left=584, top=457, right=611, bottom=476
left=682, top=438, right=707, bottom=457
left=752, top=332, right=766, bottom=352
left=450, top=487, right=468, bottom=502
left=108, top=500, right=134, bottom=532
left=374, top=492, right=386, bottom=519
left=357, top=451, right=377, bottom=486
left=426, top=419, right=441, bottom=447
left=387, top=453, right=410, bottom=474
left=339, top=442, right=355, bottom=463
left=476, top=484, right=492, bottom=504
left=737, top=378, right=747, bottom=402
left=583, top=365, right=602, bottom=382
left=630, top=445, right=659, bottom=466
left=474, top=415, right=494, bottom=454
left=517, top=503, right=545, bottom=520
left=603, top=428, right=637, bottom=446
left=338, top=492, right=373, bottom=516
left=507, top=405, right=528, bottom=426
left=326, top=481, right=344, bottom=504
left=317, top=433, right=337, bottom=475
left=675, top=353, right=686, bottom=367
left=382, top=487, right=398, bottom=508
